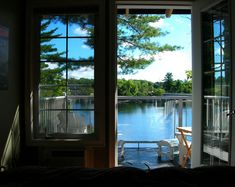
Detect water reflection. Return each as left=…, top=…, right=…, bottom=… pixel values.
left=118, top=101, right=192, bottom=147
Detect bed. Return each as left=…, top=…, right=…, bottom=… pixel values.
left=0, top=165, right=234, bottom=186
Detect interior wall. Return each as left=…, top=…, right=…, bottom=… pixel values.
left=0, top=0, right=24, bottom=162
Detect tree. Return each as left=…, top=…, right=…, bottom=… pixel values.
left=183, top=70, right=192, bottom=93
left=41, top=15, right=184, bottom=97
left=49, top=14, right=181, bottom=74
left=117, top=14, right=181, bottom=74
left=185, top=70, right=192, bottom=80
left=40, top=20, right=66, bottom=97
left=163, top=72, right=174, bottom=92
left=117, top=79, right=166, bottom=96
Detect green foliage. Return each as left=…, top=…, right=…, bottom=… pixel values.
left=117, top=14, right=182, bottom=74
left=117, top=71, right=192, bottom=96
left=40, top=20, right=66, bottom=97
left=49, top=14, right=182, bottom=74
left=40, top=15, right=189, bottom=98
left=162, top=72, right=192, bottom=94
left=162, top=72, right=174, bottom=92
left=117, top=79, right=165, bottom=96
left=40, top=20, right=66, bottom=61
left=68, top=78, right=94, bottom=95
left=185, top=70, right=192, bottom=80
left=40, top=17, right=95, bottom=98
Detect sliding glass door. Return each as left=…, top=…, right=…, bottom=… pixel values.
left=201, top=0, right=231, bottom=165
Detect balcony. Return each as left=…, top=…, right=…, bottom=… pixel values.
left=117, top=95, right=192, bottom=169
left=38, top=95, right=193, bottom=168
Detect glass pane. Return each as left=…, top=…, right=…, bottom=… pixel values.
left=69, top=97, right=94, bottom=110
left=68, top=15, right=95, bottom=37
left=68, top=61, right=94, bottom=79
left=68, top=83, right=94, bottom=96
left=201, top=0, right=230, bottom=165
left=67, top=64, right=94, bottom=109
left=67, top=110, right=94, bottom=134
left=40, top=38, right=66, bottom=61
left=41, top=15, right=66, bottom=37
left=213, top=20, right=223, bottom=38
left=68, top=38, right=94, bottom=61
left=40, top=62, right=66, bottom=85
left=39, top=109, right=63, bottom=135
left=39, top=85, right=67, bottom=99
left=39, top=107, right=95, bottom=135
left=214, top=40, right=222, bottom=63
left=37, top=13, right=96, bottom=139
left=67, top=61, right=94, bottom=74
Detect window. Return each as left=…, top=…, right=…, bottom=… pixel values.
left=26, top=3, right=106, bottom=146
left=39, top=14, right=95, bottom=139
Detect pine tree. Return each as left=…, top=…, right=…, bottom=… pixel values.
left=117, top=14, right=181, bottom=74
left=40, top=20, right=66, bottom=97
left=51, top=14, right=182, bottom=74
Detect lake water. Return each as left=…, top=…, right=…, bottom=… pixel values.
left=117, top=101, right=192, bottom=147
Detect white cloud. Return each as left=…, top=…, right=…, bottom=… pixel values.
left=149, top=18, right=164, bottom=28
left=81, top=44, right=90, bottom=49
left=149, top=18, right=173, bottom=32
left=118, top=51, right=192, bottom=82
left=69, top=67, right=93, bottom=79
left=66, top=51, right=192, bottom=83
left=74, top=27, right=88, bottom=36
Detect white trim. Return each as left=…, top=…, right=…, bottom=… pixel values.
left=117, top=5, right=192, bottom=9
left=191, top=0, right=203, bottom=168
left=115, top=0, right=193, bottom=168
left=116, top=1, right=193, bottom=6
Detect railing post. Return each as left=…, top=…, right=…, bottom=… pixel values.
left=178, top=99, right=183, bottom=127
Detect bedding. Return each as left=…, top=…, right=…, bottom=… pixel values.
left=0, top=165, right=234, bottom=187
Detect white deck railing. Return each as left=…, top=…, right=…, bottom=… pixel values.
left=39, top=95, right=192, bottom=136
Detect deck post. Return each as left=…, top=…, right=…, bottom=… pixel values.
left=178, top=99, right=183, bottom=127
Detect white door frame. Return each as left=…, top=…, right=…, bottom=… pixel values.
left=111, top=0, right=193, bottom=167
left=110, top=0, right=235, bottom=168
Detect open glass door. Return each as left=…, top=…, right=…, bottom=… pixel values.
left=201, top=0, right=231, bottom=165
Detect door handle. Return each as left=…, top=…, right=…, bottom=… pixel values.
left=227, top=110, right=235, bottom=117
